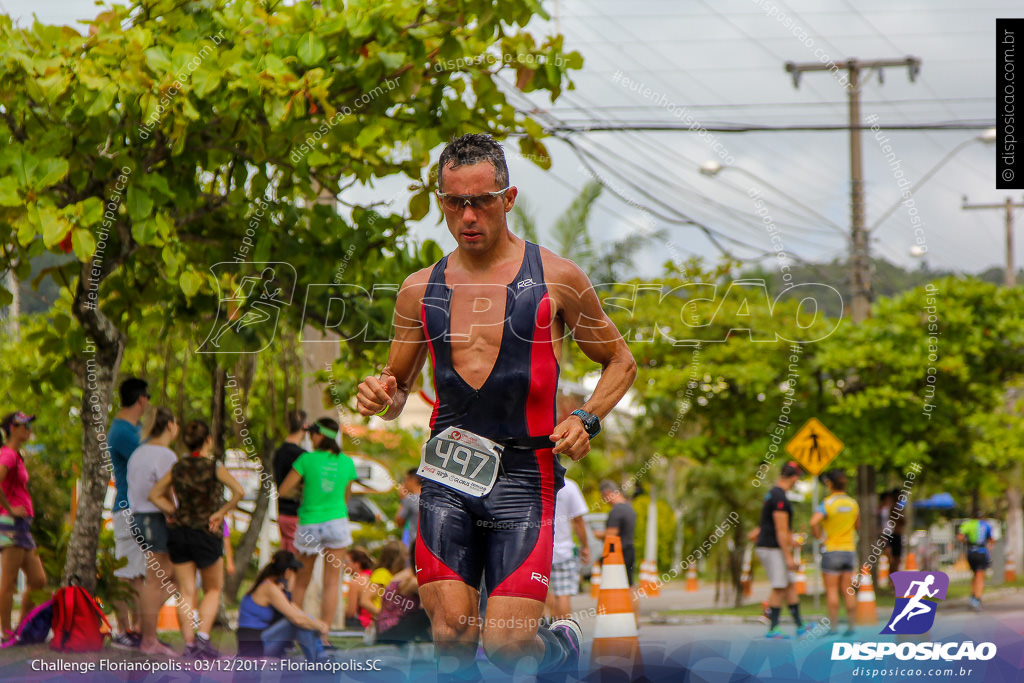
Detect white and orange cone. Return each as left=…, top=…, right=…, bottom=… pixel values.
left=591, top=535, right=643, bottom=680
left=856, top=567, right=877, bottom=625
left=591, top=562, right=602, bottom=598
left=1006, top=548, right=1016, bottom=583
left=878, top=554, right=890, bottom=588
left=640, top=559, right=660, bottom=597
left=905, top=552, right=919, bottom=571
left=685, top=566, right=698, bottom=592
left=794, top=548, right=807, bottom=595
left=157, top=594, right=179, bottom=632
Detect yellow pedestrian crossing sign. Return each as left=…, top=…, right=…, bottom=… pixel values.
left=785, top=418, right=844, bottom=476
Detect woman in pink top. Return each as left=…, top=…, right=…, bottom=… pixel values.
left=0, top=412, right=46, bottom=639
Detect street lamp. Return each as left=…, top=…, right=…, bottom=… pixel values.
left=868, top=128, right=997, bottom=234
left=700, top=160, right=846, bottom=235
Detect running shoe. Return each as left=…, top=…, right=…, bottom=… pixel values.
left=111, top=631, right=141, bottom=650
left=969, top=597, right=982, bottom=612
left=841, top=628, right=856, bottom=637
left=796, top=624, right=812, bottom=639
left=765, top=627, right=790, bottom=639
left=549, top=618, right=583, bottom=675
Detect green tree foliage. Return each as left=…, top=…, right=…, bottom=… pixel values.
left=0, top=0, right=580, bottom=590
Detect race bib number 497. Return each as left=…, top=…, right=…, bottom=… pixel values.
left=418, top=427, right=503, bottom=497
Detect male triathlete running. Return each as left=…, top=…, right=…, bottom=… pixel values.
left=356, top=133, right=636, bottom=679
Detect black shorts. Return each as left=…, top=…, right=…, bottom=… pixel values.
left=967, top=548, right=990, bottom=573
left=167, top=526, right=223, bottom=569
left=416, top=449, right=565, bottom=602
left=886, top=534, right=903, bottom=559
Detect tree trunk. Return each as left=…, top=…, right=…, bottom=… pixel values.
left=225, top=432, right=273, bottom=602
left=208, top=359, right=228, bottom=455
left=1006, top=467, right=1023, bottom=578
left=732, top=523, right=745, bottom=608
left=65, top=273, right=125, bottom=592
left=857, top=464, right=878, bottom=583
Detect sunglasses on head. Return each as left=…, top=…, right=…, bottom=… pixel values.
left=435, top=187, right=510, bottom=212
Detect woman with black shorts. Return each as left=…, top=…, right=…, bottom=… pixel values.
left=149, top=420, right=244, bottom=660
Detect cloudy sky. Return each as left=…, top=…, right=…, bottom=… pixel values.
left=3, top=0, right=1010, bottom=278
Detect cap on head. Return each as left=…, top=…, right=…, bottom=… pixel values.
left=780, top=461, right=803, bottom=479
left=1, top=411, right=35, bottom=436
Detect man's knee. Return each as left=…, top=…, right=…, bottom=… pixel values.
left=430, top=610, right=477, bottom=643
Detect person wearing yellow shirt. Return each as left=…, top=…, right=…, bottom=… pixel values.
left=369, top=541, right=408, bottom=613
left=810, top=469, right=860, bottom=636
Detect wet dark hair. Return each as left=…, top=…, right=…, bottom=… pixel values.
left=146, top=407, right=177, bottom=440
left=347, top=546, right=373, bottom=571
left=119, top=378, right=149, bottom=408
left=374, top=540, right=408, bottom=575
left=246, top=551, right=302, bottom=597
left=182, top=420, right=211, bottom=452
left=437, top=133, right=509, bottom=192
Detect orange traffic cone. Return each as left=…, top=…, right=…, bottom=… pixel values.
left=157, top=594, right=180, bottom=632
left=591, top=535, right=643, bottom=680
left=591, top=562, right=602, bottom=598
left=1005, top=549, right=1016, bottom=583
left=905, top=552, right=918, bottom=571
left=794, top=549, right=807, bottom=595
left=740, top=545, right=753, bottom=597
left=856, top=567, right=877, bottom=625
left=640, top=559, right=660, bottom=597
left=878, top=555, right=890, bottom=588
left=685, top=566, right=698, bottom=592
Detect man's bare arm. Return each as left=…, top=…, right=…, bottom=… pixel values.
left=545, top=254, right=637, bottom=460
left=356, top=271, right=430, bottom=419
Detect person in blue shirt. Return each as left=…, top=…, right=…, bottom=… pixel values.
left=108, top=377, right=149, bottom=649
left=957, top=511, right=995, bottom=611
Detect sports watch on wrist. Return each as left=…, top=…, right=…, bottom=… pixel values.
left=570, top=409, right=601, bottom=438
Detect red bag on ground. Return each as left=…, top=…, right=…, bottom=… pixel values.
left=50, top=584, right=111, bottom=652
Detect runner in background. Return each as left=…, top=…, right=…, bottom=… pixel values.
left=958, top=510, right=995, bottom=611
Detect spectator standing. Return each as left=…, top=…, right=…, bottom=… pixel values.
left=547, top=477, right=590, bottom=621
left=595, top=480, right=637, bottom=585
left=754, top=462, right=807, bottom=639
left=149, top=420, right=244, bottom=659
left=126, top=407, right=179, bottom=657
left=273, top=411, right=307, bottom=553
left=809, top=469, right=859, bottom=636
left=278, top=417, right=357, bottom=647
left=0, top=412, right=45, bottom=640
left=395, top=469, right=421, bottom=550
left=107, top=378, right=149, bottom=649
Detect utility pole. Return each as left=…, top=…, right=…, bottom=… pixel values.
left=962, top=195, right=1023, bottom=577
left=784, top=56, right=920, bottom=584
left=961, top=196, right=1021, bottom=287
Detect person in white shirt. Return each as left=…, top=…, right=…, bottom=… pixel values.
left=546, top=478, right=590, bottom=620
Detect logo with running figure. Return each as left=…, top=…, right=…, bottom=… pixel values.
left=882, top=571, right=949, bottom=635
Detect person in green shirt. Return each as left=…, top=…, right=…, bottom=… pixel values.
left=279, top=417, right=357, bottom=647
left=957, top=512, right=995, bottom=611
